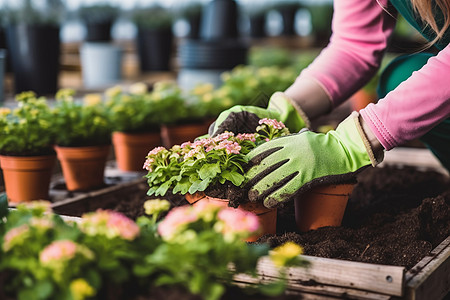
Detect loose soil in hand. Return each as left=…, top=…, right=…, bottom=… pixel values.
left=113, top=165, right=450, bottom=270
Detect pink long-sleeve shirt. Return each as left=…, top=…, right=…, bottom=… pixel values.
left=297, top=0, right=450, bottom=150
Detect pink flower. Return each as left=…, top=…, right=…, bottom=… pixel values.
left=218, top=208, right=260, bottom=235
left=147, top=146, right=166, bottom=156
left=158, top=205, right=199, bottom=238
left=40, top=240, right=78, bottom=264
left=180, top=142, right=192, bottom=149
left=215, top=140, right=241, bottom=155
left=258, top=118, right=286, bottom=130
left=236, top=133, right=256, bottom=142
left=3, top=225, right=30, bottom=251
left=213, top=132, right=234, bottom=142
left=143, top=157, right=155, bottom=171
left=80, top=210, right=140, bottom=240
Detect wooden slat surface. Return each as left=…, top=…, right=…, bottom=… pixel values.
left=404, top=236, right=450, bottom=300
left=234, top=255, right=405, bottom=297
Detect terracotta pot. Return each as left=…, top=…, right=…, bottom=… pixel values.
left=185, top=192, right=277, bottom=242
left=0, top=155, right=56, bottom=203
left=161, top=122, right=210, bottom=148
left=295, top=184, right=355, bottom=232
left=350, top=89, right=377, bottom=111
left=54, top=145, right=110, bottom=191
left=112, top=131, right=162, bottom=172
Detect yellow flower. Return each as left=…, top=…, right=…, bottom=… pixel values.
left=105, top=85, right=122, bottom=98
left=16, top=91, right=37, bottom=102
left=70, top=279, right=96, bottom=300
left=83, top=93, right=102, bottom=106
left=202, top=93, right=213, bottom=103
left=270, top=242, right=303, bottom=267
left=56, top=89, right=75, bottom=101
left=129, top=82, right=148, bottom=95
left=191, top=83, right=214, bottom=95
left=0, top=107, right=11, bottom=117
left=144, top=199, right=171, bottom=216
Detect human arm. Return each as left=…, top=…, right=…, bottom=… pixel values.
left=285, top=0, right=397, bottom=118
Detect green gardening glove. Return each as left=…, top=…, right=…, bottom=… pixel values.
left=209, top=92, right=310, bottom=137
left=245, top=112, right=381, bottom=208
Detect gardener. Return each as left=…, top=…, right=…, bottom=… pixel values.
left=209, top=0, right=450, bottom=208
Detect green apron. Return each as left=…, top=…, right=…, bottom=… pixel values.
left=377, top=0, right=450, bottom=171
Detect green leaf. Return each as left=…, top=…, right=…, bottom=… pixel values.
left=221, top=170, right=245, bottom=186
left=172, top=179, right=191, bottom=195
left=198, top=163, right=221, bottom=181
left=188, top=179, right=210, bottom=194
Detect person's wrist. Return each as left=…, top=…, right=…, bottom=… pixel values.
left=284, top=77, right=332, bottom=120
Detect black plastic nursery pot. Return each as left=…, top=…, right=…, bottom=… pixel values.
left=6, top=24, right=60, bottom=95
left=249, top=14, right=266, bottom=38
left=136, top=27, right=174, bottom=72
left=85, top=21, right=113, bottom=42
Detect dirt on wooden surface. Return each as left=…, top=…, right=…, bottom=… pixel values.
left=112, top=165, right=450, bottom=270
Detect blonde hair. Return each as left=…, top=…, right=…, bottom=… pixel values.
left=411, top=0, right=450, bottom=46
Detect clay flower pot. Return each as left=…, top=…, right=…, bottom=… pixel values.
left=54, top=145, right=110, bottom=191
left=0, top=155, right=56, bottom=203
left=161, top=122, right=210, bottom=148
left=295, top=184, right=355, bottom=232
left=350, top=89, right=377, bottom=111
left=112, top=131, right=162, bottom=172
left=185, top=192, right=277, bottom=242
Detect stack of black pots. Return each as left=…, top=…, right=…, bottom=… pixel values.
left=177, top=0, right=248, bottom=90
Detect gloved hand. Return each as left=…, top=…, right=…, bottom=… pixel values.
left=208, top=92, right=310, bottom=137
left=245, top=112, right=382, bottom=208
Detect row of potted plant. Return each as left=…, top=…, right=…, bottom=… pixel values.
left=0, top=198, right=306, bottom=300
left=0, top=82, right=209, bottom=202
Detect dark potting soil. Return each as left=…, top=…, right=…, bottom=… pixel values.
left=112, top=165, right=450, bottom=271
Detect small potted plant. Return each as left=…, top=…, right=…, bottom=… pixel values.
left=144, top=118, right=291, bottom=241
left=0, top=92, right=56, bottom=203
left=175, top=1, right=203, bottom=39
left=4, top=0, right=65, bottom=95
left=131, top=5, right=174, bottom=72
left=0, top=199, right=305, bottom=299
left=51, top=89, right=112, bottom=191
left=78, top=3, right=123, bottom=88
left=78, top=3, right=120, bottom=42
left=149, top=81, right=210, bottom=148
left=243, top=4, right=270, bottom=38
left=271, top=1, right=301, bottom=36
left=104, top=83, right=164, bottom=172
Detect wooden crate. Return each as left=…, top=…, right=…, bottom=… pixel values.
left=11, top=148, right=447, bottom=300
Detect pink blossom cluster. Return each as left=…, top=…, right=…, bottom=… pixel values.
left=158, top=202, right=260, bottom=241
left=214, top=140, right=241, bottom=155
left=179, top=132, right=242, bottom=159
left=158, top=205, right=199, bottom=238
left=143, top=146, right=167, bottom=171
left=236, top=133, right=257, bottom=142
left=80, top=210, right=140, bottom=241
left=40, top=240, right=78, bottom=264
left=259, top=118, right=286, bottom=130
left=3, top=224, right=30, bottom=252
left=218, top=208, right=260, bottom=236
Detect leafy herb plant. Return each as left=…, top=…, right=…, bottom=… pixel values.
left=0, top=92, right=55, bottom=156
left=52, top=89, right=111, bottom=147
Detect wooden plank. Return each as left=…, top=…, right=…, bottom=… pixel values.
left=404, top=236, right=450, bottom=300
left=234, top=255, right=405, bottom=297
